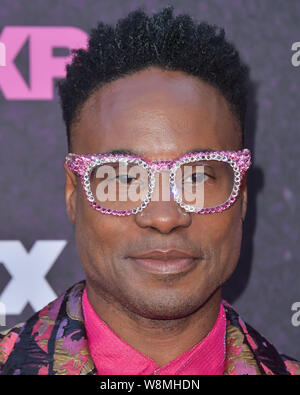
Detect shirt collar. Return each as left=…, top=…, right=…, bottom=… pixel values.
left=82, top=288, right=226, bottom=375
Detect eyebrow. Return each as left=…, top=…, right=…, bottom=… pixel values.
left=100, top=147, right=216, bottom=157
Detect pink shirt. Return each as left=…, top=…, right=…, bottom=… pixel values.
left=82, top=288, right=226, bottom=375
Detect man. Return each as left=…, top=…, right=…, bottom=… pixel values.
left=0, top=7, right=299, bottom=375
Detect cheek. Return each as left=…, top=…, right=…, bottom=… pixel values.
left=194, top=200, right=242, bottom=244
left=213, top=208, right=242, bottom=245
left=193, top=200, right=243, bottom=282
left=74, top=187, right=129, bottom=265
left=214, top=203, right=243, bottom=282
left=74, top=188, right=107, bottom=270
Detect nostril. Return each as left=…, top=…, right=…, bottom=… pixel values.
left=134, top=199, right=192, bottom=232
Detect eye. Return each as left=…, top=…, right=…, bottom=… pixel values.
left=186, top=172, right=214, bottom=183
left=116, top=175, right=136, bottom=184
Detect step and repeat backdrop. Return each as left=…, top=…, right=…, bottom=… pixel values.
left=0, top=0, right=300, bottom=360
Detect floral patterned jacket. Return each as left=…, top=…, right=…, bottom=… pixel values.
left=0, top=281, right=299, bottom=375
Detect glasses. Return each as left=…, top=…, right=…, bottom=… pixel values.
left=65, top=149, right=251, bottom=216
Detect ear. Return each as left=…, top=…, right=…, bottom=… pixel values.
left=240, top=173, right=248, bottom=222
left=63, top=160, right=77, bottom=224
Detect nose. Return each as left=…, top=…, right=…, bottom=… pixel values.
left=135, top=199, right=191, bottom=233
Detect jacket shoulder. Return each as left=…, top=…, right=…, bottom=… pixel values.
left=281, top=356, right=300, bottom=375
left=223, top=300, right=300, bottom=375
left=0, top=281, right=87, bottom=375
left=0, top=322, right=25, bottom=371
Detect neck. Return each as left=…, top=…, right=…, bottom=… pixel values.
left=85, top=283, right=222, bottom=366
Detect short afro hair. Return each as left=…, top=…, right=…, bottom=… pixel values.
left=57, top=6, right=250, bottom=151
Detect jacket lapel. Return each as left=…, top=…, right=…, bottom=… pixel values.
left=223, top=300, right=290, bottom=375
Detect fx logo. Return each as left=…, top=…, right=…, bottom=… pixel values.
left=0, top=42, right=5, bottom=66
left=0, top=240, right=67, bottom=314
left=0, top=26, right=87, bottom=99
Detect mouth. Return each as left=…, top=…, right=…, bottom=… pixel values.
left=127, top=249, right=199, bottom=275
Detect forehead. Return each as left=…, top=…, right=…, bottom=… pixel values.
left=71, top=67, right=241, bottom=157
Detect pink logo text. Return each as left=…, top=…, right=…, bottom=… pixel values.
left=0, top=27, right=88, bottom=99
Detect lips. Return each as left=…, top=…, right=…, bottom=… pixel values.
left=131, top=249, right=197, bottom=260
left=128, top=249, right=198, bottom=275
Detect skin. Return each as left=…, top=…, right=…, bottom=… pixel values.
left=64, top=67, right=247, bottom=366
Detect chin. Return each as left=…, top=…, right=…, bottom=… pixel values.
left=123, top=293, right=207, bottom=321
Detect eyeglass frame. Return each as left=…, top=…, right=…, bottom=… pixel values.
left=65, top=148, right=251, bottom=216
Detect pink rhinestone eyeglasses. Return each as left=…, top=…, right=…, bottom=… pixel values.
left=65, top=149, right=251, bottom=216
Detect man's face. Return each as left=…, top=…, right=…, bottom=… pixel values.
left=65, top=67, right=247, bottom=320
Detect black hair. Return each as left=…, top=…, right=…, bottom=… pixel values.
left=57, top=6, right=250, bottom=151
